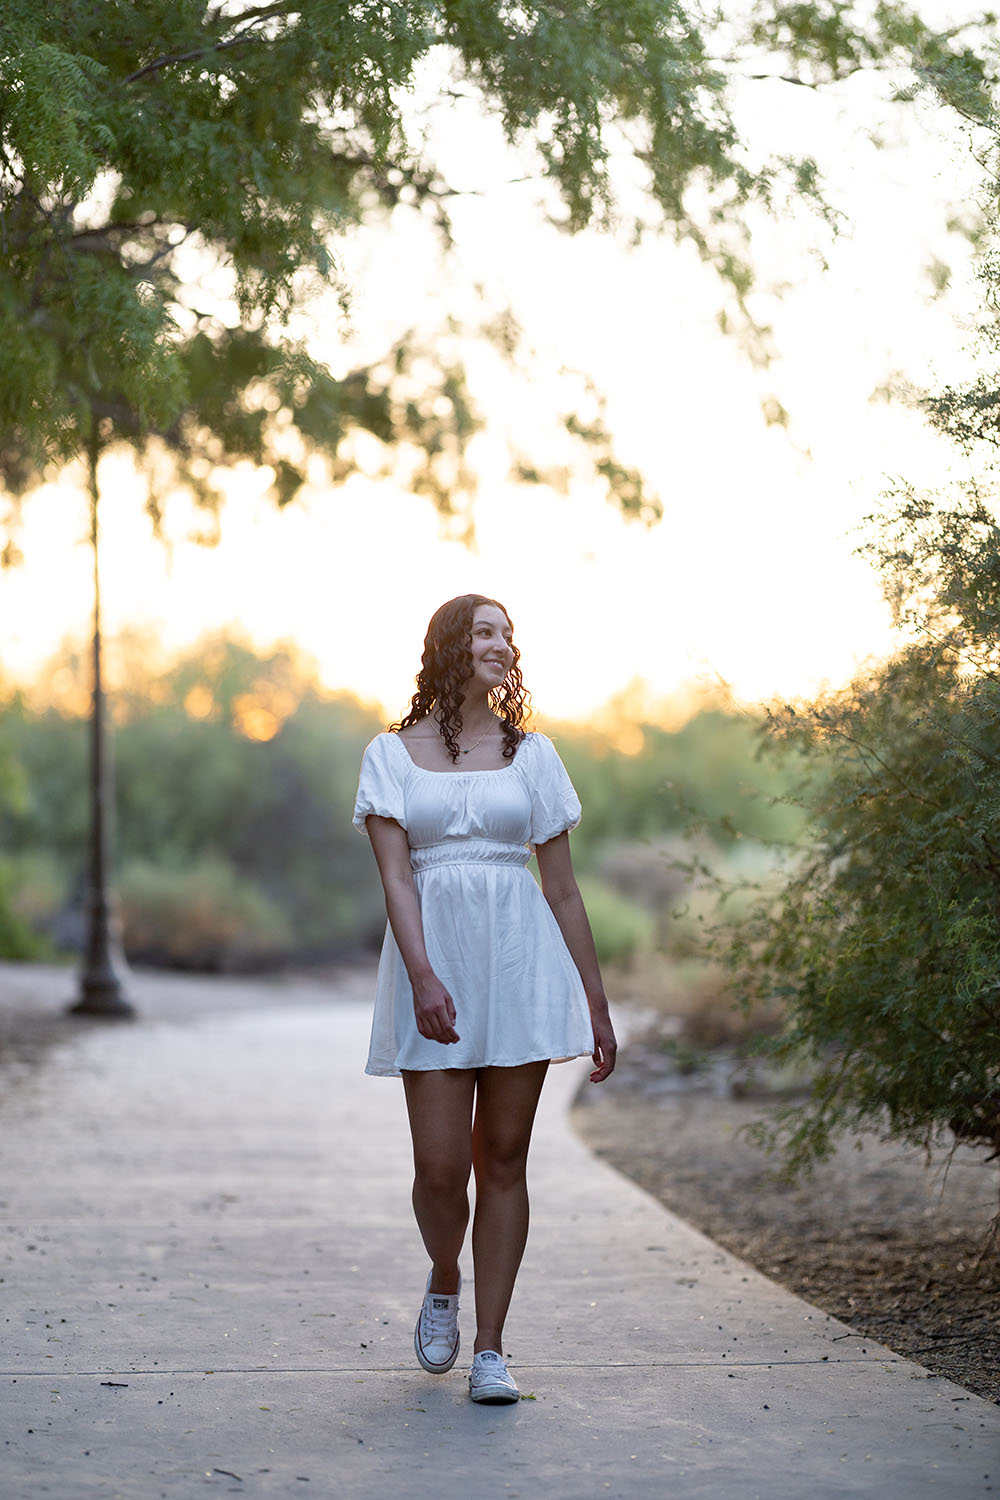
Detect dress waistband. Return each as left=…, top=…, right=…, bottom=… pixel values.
left=411, top=839, right=531, bottom=872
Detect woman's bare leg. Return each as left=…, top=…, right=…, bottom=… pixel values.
left=402, top=1069, right=477, bottom=1293
left=470, top=1061, right=549, bottom=1354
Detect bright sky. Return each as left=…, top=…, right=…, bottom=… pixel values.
left=0, top=56, right=985, bottom=723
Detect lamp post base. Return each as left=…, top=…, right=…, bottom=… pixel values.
left=69, top=971, right=135, bottom=1019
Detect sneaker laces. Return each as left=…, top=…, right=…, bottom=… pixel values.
left=422, top=1291, right=458, bottom=1341
left=470, top=1350, right=518, bottom=1393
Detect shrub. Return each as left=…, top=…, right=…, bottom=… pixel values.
left=0, top=861, right=47, bottom=959
left=576, top=876, right=655, bottom=964
left=704, top=494, right=1000, bottom=1177
left=118, top=857, right=293, bottom=972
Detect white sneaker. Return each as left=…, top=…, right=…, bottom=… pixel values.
left=468, top=1349, right=520, bottom=1404
left=414, top=1271, right=461, bottom=1373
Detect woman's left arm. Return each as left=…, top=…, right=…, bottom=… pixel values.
left=535, top=832, right=617, bottom=1083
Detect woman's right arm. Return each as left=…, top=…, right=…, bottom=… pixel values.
left=366, top=814, right=460, bottom=1046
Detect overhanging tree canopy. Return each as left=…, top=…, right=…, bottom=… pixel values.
left=1, top=0, right=992, bottom=529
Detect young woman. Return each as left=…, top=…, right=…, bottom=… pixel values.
left=352, top=594, right=616, bottom=1404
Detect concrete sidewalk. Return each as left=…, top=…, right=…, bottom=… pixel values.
left=0, top=967, right=996, bottom=1499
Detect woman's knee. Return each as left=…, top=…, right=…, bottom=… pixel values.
left=472, top=1138, right=529, bottom=1191
left=413, top=1152, right=470, bottom=1202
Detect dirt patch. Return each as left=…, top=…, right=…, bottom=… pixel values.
left=573, top=1027, right=1000, bottom=1405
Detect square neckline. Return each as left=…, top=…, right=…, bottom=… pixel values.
left=389, top=729, right=527, bottom=776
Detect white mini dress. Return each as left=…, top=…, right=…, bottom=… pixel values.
left=353, top=730, right=595, bottom=1077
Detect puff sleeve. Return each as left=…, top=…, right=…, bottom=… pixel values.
left=353, top=734, right=407, bottom=835
left=525, top=733, right=582, bottom=846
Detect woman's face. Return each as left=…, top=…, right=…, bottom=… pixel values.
left=467, top=604, right=514, bottom=693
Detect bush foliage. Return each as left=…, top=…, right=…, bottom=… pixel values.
left=0, top=634, right=797, bottom=969
left=118, top=857, right=294, bottom=972
left=0, top=637, right=389, bottom=963
left=705, top=494, right=1000, bottom=1173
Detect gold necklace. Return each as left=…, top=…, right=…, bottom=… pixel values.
left=458, top=726, right=495, bottom=756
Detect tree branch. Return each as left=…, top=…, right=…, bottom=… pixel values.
left=70, top=219, right=176, bottom=242
left=205, top=0, right=293, bottom=27
left=123, top=27, right=270, bottom=85
left=824, top=724, right=953, bottom=815
left=708, top=58, right=887, bottom=90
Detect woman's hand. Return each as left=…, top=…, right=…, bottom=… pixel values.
left=589, top=1009, right=617, bottom=1083
left=411, top=972, right=460, bottom=1045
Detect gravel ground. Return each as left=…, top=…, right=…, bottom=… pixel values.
left=573, top=1025, right=1000, bottom=1406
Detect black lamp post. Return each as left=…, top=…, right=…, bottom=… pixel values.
left=68, top=428, right=134, bottom=1018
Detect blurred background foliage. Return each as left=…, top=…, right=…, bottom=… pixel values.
left=0, top=635, right=803, bottom=974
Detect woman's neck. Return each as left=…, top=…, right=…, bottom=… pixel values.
left=440, top=696, right=497, bottom=736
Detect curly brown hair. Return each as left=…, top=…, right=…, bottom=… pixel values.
left=391, top=594, right=532, bottom=762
